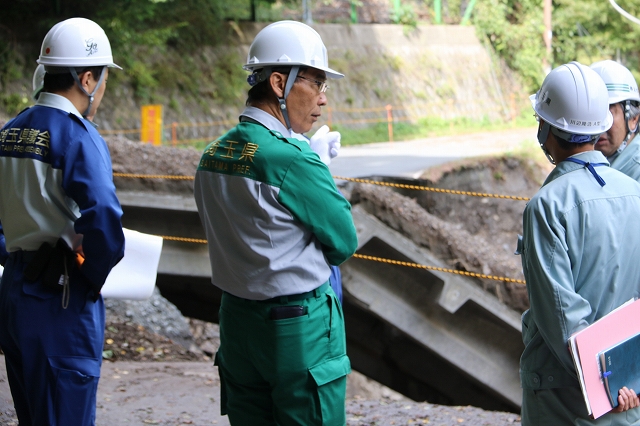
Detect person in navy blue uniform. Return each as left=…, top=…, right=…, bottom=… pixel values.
left=0, top=18, right=124, bottom=425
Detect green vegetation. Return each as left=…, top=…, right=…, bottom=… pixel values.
left=0, top=0, right=289, bottom=105
left=390, top=3, right=418, bottom=28
left=2, top=94, right=31, bottom=117
left=473, top=0, right=640, bottom=93
left=333, top=111, right=537, bottom=146
left=173, top=111, right=537, bottom=152
left=2, top=0, right=640, bottom=126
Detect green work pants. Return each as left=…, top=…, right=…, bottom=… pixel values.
left=215, top=284, right=350, bottom=426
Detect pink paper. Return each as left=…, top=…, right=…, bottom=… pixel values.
left=572, top=298, right=640, bottom=419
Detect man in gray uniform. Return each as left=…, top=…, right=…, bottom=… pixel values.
left=518, top=61, right=640, bottom=425
left=591, top=60, right=640, bottom=181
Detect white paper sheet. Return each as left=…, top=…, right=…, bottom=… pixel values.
left=101, top=228, right=163, bottom=300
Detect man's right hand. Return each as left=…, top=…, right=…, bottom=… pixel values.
left=309, top=125, right=341, bottom=166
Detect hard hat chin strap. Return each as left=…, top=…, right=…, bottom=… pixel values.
left=278, top=66, right=300, bottom=130
left=70, top=66, right=106, bottom=118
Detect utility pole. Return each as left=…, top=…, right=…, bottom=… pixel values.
left=302, top=0, right=313, bottom=24
left=542, top=0, right=552, bottom=74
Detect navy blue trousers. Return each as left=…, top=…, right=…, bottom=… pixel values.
left=0, top=252, right=105, bottom=426
left=329, top=265, right=342, bottom=305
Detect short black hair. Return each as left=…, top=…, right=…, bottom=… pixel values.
left=245, top=79, right=275, bottom=107
left=555, top=137, right=595, bottom=151
left=42, top=66, right=105, bottom=94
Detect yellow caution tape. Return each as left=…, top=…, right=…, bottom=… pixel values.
left=159, top=236, right=525, bottom=285
left=352, top=253, right=525, bottom=284
left=113, top=172, right=194, bottom=181
left=333, top=176, right=531, bottom=201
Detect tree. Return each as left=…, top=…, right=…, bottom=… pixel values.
left=472, top=0, right=640, bottom=93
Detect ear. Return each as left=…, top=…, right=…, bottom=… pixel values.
left=269, top=72, right=287, bottom=98
left=79, top=71, right=93, bottom=90
left=629, top=114, right=640, bottom=132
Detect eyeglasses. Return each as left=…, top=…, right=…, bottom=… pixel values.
left=296, top=75, right=329, bottom=93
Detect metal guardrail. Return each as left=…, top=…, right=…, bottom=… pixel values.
left=101, top=96, right=529, bottom=146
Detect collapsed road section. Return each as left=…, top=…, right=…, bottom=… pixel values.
left=117, top=185, right=524, bottom=413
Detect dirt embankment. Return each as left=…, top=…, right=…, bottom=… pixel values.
left=349, top=155, right=549, bottom=312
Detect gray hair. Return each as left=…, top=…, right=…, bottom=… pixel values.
left=628, top=101, right=640, bottom=120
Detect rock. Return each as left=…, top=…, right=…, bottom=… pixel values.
left=105, top=287, right=194, bottom=349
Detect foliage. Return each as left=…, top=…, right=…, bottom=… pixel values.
left=0, top=29, right=25, bottom=93
left=93, top=0, right=228, bottom=99
left=2, top=94, right=30, bottom=117
left=4, top=0, right=640, bottom=124
left=390, top=3, right=418, bottom=28
left=472, top=0, right=640, bottom=94
left=472, top=0, right=546, bottom=94
left=0, top=0, right=234, bottom=101
left=552, top=0, right=640, bottom=72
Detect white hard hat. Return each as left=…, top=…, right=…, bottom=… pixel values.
left=32, top=64, right=46, bottom=101
left=530, top=61, right=612, bottom=136
left=37, top=17, right=121, bottom=70
left=590, top=60, right=640, bottom=104
left=244, top=20, right=343, bottom=79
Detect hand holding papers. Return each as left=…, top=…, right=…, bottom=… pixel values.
left=569, top=298, right=640, bottom=419
left=598, top=332, right=640, bottom=409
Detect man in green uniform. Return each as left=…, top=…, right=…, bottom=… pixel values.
left=194, top=21, right=358, bottom=425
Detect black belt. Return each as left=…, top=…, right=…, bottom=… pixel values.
left=232, top=282, right=330, bottom=304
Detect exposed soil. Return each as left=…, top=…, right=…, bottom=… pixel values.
left=102, top=319, right=212, bottom=363
left=348, top=154, right=550, bottom=313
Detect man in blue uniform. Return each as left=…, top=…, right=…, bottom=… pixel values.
left=194, top=21, right=358, bottom=425
left=0, top=18, right=124, bottom=425
left=518, top=61, right=640, bottom=425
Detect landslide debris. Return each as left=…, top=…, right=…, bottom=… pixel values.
left=348, top=155, right=549, bottom=313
